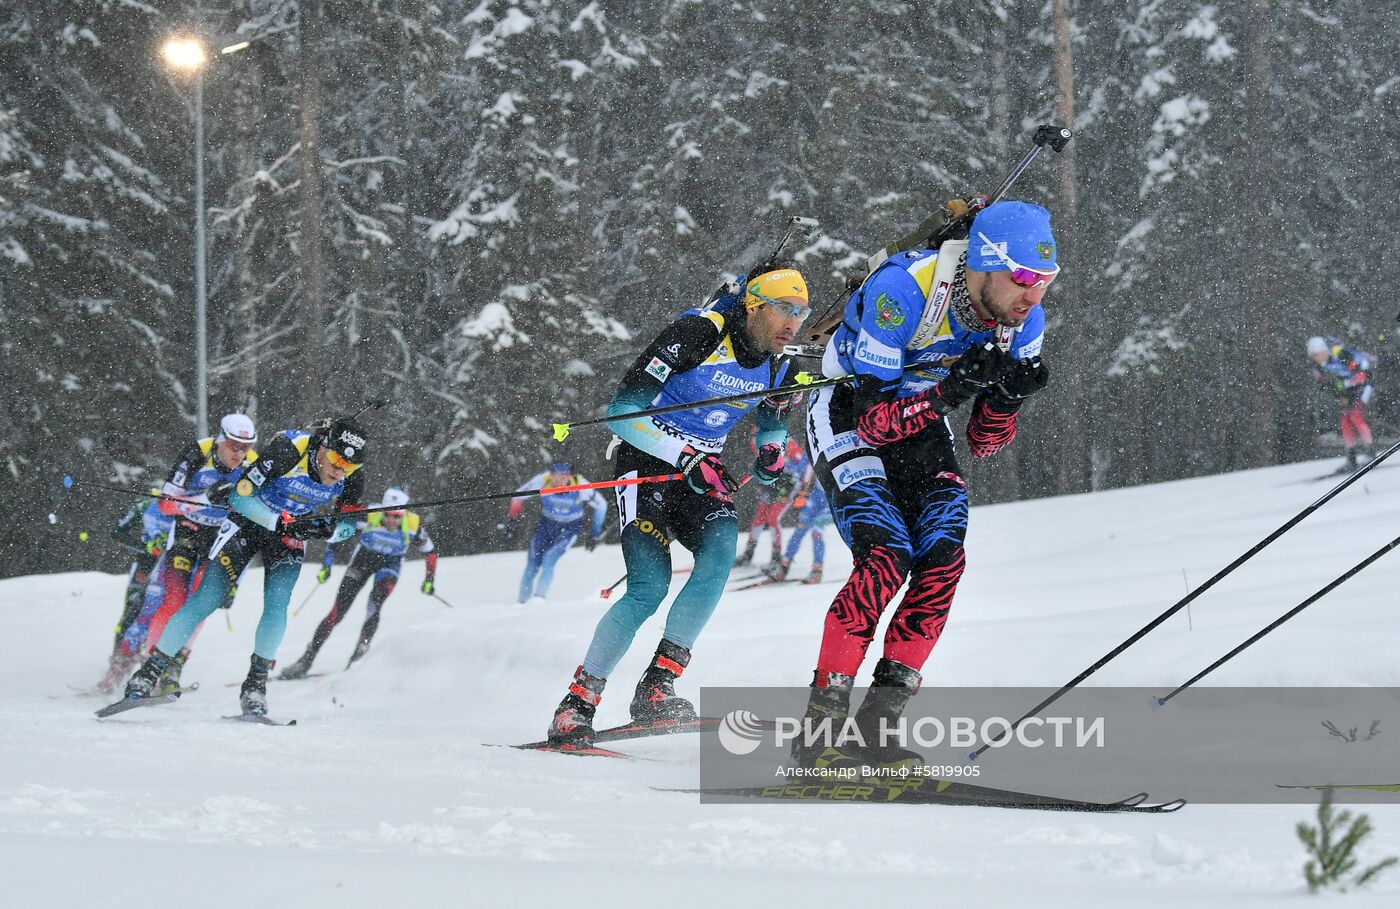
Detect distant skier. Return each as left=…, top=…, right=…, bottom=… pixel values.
left=504, top=463, right=607, bottom=604
left=98, top=414, right=257, bottom=693
left=279, top=487, right=437, bottom=678
left=545, top=264, right=809, bottom=747
left=734, top=436, right=805, bottom=571
left=112, top=417, right=368, bottom=718
left=105, top=497, right=173, bottom=658
left=795, top=201, right=1055, bottom=768
left=763, top=449, right=831, bottom=585
left=1307, top=336, right=1376, bottom=469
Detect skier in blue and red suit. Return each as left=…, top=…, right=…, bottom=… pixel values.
left=545, top=264, right=810, bottom=747
left=100, top=413, right=259, bottom=693
left=105, top=497, right=174, bottom=664
left=796, top=200, right=1056, bottom=766
left=1307, top=336, right=1376, bottom=469
left=763, top=444, right=832, bottom=585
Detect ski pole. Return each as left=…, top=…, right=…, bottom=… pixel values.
left=431, top=592, right=459, bottom=609
left=285, top=473, right=683, bottom=530
left=552, top=373, right=837, bottom=441
left=346, top=397, right=389, bottom=420
left=699, top=215, right=820, bottom=310
left=550, top=350, right=970, bottom=442
left=292, top=583, right=322, bottom=618
left=970, top=436, right=1400, bottom=759
left=600, top=565, right=697, bottom=600
left=1156, top=531, right=1400, bottom=705
left=62, top=476, right=223, bottom=511
left=599, top=573, right=627, bottom=599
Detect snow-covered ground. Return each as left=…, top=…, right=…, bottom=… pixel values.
left=4, top=457, right=1399, bottom=906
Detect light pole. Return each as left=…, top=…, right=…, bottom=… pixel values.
left=161, top=36, right=210, bottom=437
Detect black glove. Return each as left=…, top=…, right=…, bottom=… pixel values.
left=936, top=343, right=1015, bottom=408
left=991, top=357, right=1051, bottom=404
left=283, top=514, right=335, bottom=540
left=583, top=533, right=597, bottom=552
left=501, top=519, right=520, bottom=542
left=205, top=480, right=233, bottom=504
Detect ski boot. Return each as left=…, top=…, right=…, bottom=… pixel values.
left=763, top=558, right=791, bottom=582
left=548, top=666, right=606, bottom=748
left=789, top=669, right=856, bottom=771
left=629, top=639, right=697, bottom=724
left=802, top=564, right=824, bottom=585
left=733, top=540, right=756, bottom=568
left=850, top=658, right=925, bottom=771
left=1356, top=446, right=1376, bottom=467
left=277, top=650, right=316, bottom=681
left=154, top=648, right=190, bottom=697
left=121, top=649, right=175, bottom=702
left=239, top=655, right=274, bottom=717
left=346, top=637, right=370, bottom=669
left=98, top=650, right=137, bottom=694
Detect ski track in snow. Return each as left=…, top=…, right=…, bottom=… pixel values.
left=4, top=456, right=1400, bottom=906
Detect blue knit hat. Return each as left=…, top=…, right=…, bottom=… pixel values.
left=967, top=201, right=1058, bottom=274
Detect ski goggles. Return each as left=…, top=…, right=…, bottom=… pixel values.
left=746, top=289, right=813, bottom=322
left=976, top=231, right=1060, bottom=289
left=324, top=449, right=362, bottom=475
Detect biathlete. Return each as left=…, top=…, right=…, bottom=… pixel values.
left=112, top=417, right=369, bottom=717
left=280, top=487, right=437, bottom=677
left=546, top=264, right=810, bottom=747
left=505, top=463, right=608, bottom=604
left=99, top=414, right=257, bottom=693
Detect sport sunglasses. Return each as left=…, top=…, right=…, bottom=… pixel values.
left=976, top=231, right=1060, bottom=289
left=325, top=449, right=362, bottom=475
left=746, top=287, right=813, bottom=321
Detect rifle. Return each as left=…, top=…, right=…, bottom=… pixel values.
left=800, top=125, right=1073, bottom=347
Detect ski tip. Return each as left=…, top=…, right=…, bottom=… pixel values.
left=794, top=371, right=815, bottom=385
left=62, top=475, right=74, bottom=488
left=552, top=423, right=570, bottom=441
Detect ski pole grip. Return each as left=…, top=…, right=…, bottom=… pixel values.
left=1034, top=124, right=1074, bottom=151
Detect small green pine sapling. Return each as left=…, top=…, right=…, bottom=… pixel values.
left=1297, top=787, right=1397, bottom=892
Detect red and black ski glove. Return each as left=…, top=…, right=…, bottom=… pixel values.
left=857, top=343, right=1014, bottom=446
left=678, top=445, right=740, bottom=499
